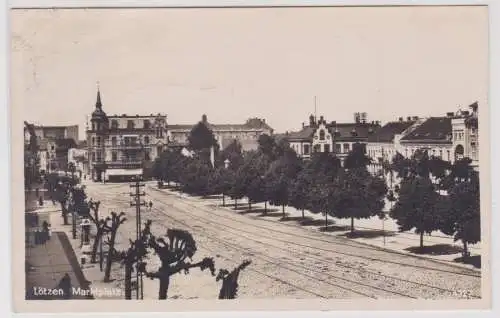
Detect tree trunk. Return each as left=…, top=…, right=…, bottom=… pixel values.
left=234, top=199, right=237, bottom=210
left=463, top=241, right=469, bottom=258
left=350, top=217, right=354, bottom=234
left=158, top=275, right=170, bottom=300
left=420, top=232, right=424, bottom=250
left=222, top=193, right=225, bottom=207
left=248, top=201, right=251, bottom=211
left=325, top=212, right=328, bottom=230
left=282, top=205, right=285, bottom=219
left=104, top=232, right=117, bottom=282
left=264, top=202, right=267, bottom=214
left=90, top=228, right=103, bottom=263
left=124, top=263, right=132, bottom=300
left=302, top=209, right=305, bottom=219
left=61, top=205, right=69, bottom=225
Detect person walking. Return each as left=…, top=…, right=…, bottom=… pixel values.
left=148, top=201, right=153, bottom=211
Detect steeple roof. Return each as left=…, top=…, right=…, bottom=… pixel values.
left=91, top=87, right=108, bottom=121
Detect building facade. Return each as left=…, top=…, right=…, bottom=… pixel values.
left=86, top=89, right=168, bottom=181
left=286, top=114, right=381, bottom=160
left=167, top=115, right=274, bottom=152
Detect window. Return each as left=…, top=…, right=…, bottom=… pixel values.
left=96, top=136, right=101, bottom=146
left=144, top=136, right=150, bottom=145
left=144, top=120, right=151, bottom=129
left=335, top=144, right=341, bottom=153
left=96, top=151, right=102, bottom=161
left=313, top=144, right=321, bottom=153
left=145, top=151, right=151, bottom=161
left=111, top=136, right=117, bottom=146
left=92, top=152, right=96, bottom=161
left=447, top=150, right=451, bottom=161
left=111, top=152, right=117, bottom=162
left=127, top=120, right=135, bottom=129
left=91, top=137, right=95, bottom=146
left=319, top=129, right=325, bottom=141
left=303, top=144, right=310, bottom=155
left=324, top=144, right=330, bottom=153
left=111, top=120, right=119, bottom=129
left=439, top=150, right=443, bottom=158
left=343, top=143, right=350, bottom=153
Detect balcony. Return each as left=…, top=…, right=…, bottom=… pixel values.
left=104, top=142, right=152, bottom=149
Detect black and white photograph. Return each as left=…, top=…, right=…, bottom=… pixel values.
left=11, top=3, right=491, bottom=312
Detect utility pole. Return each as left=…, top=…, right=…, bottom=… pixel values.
left=130, top=176, right=146, bottom=300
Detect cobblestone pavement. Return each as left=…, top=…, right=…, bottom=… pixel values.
left=83, top=182, right=482, bottom=300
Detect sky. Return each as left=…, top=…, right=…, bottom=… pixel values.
left=10, top=6, right=488, bottom=140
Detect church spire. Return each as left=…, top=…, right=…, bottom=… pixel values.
left=95, top=81, right=102, bottom=110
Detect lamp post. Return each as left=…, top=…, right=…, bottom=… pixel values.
left=69, top=162, right=77, bottom=239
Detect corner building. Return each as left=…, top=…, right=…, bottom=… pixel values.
left=86, top=89, right=168, bottom=182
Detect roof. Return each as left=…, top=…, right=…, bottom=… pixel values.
left=400, top=117, right=452, bottom=144
left=168, top=119, right=274, bottom=132
left=286, top=126, right=316, bottom=142
left=367, top=121, right=415, bottom=143
left=329, top=123, right=381, bottom=141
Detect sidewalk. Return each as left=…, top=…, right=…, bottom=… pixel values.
left=25, top=231, right=93, bottom=300
left=153, top=186, right=481, bottom=272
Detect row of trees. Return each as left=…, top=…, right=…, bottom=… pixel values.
left=153, top=120, right=480, bottom=257
left=45, top=171, right=251, bottom=299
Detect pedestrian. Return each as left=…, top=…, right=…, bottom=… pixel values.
left=57, top=273, right=72, bottom=299
left=149, top=201, right=153, bottom=211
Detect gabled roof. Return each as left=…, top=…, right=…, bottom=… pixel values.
left=367, top=121, right=415, bottom=143
left=400, top=117, right=452, bottom=144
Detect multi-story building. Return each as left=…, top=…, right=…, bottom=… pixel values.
left=397, top=102, right=479, bottom=166
left=366, top=117, right=421, bottom=163
left=286, top=113, right=381, bottom=160
left=24, top=123, right=79, bottom=174
left=167, top=114, right=274, bottom=152
left=86, top=89, right=168, bottom=182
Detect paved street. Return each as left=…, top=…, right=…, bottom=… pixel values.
left=84, top=182, right=481, bottom=300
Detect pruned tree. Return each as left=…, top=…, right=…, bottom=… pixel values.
left=216, top=260, right=252, bottom=299
left=140, top=228, right=216, bottom=299
left=343, top=142, right=371, bottom=170
left=208, top=166, right=235, bottom=207
left=119, top=220, right=152, bottom=299
left=103, top=211, right=127, bottom=282
left=288, top=163, right=311, bottom=219
left=87, top=200, right=111, bottom=263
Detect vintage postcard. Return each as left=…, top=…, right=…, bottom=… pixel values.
left=11, top=4, right=491, bottom=313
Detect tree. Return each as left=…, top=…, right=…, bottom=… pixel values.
left=216, top=260, right=252, bottom=299
left=216, top=139, right=244, bottom=170
left=103, top=212, right=127, bottom=282
left=179, top=158, right=212, bottom=196
left=244, top=151, right=272, bottom=211
left=288, top=164, right=312, bottom=219
left=428, top=156, right=451, bottom=188
left=140, top=228, right=216, bottom=299
left=264, top=147, right=302, bottom=218
left=333, top=168, right=387, bottom=233
left=119, top=220, right=152, bottom=299
left=188, top=120, right=218, bottom=152
left=343, top=143, right=371, bottom=170
left=208, top=166, right=235, bottom=207
left=390, top=176, right=443, bottom=250
left=257, top=134, right=278, bottom=160
left=87, top=200, right=110, bottom=264
left=440, top=170, right=480, bottom=258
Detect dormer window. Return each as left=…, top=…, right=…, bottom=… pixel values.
left=111, top=120, right=119, bottom=129
left=144, top=120, right=151, bottom=129
left=127, top=120, right=135, bottom=129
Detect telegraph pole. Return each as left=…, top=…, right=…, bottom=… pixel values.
left=130, top=176, right=146, bottom=300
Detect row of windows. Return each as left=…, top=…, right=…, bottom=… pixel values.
left=91, top=150, right=151, bottom=162
left=91, top=135, right=152, bottom=146
left=92, top=120, right=164, bottom=138
left=291, top=142, right=353, bottom=155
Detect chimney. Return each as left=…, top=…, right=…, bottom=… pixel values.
left=202, top=114, right=208, bottom=123
left=302, top=122, right=305, bottom=128
left=309, top=114, right=315, bottom=126
left=399, top=117, right=403, bottom=122
left=262, top=119, right=266, bottom=123
left=446, top=112, right=454, bottom=117
left=406, top=116, right=411, bottom=121
left=412, top=116, right=418, bottom=121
